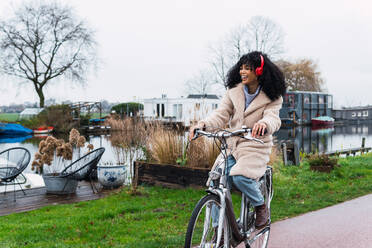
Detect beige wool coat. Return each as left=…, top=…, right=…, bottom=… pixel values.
left=199, top=83, right=283, bottom=180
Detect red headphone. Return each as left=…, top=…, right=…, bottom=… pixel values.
left=255, top=55, right=264, bottom=76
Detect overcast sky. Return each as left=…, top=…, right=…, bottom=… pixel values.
left=0, top=0, right=371, bottom=108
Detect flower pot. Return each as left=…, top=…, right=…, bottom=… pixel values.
left=97, top=165, right=126, bottom=189
left=42, top=173, right=78, bottom=194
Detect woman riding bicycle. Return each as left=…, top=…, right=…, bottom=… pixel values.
left=189, top=51, right=286, bottom=229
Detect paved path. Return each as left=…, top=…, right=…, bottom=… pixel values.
left=267, top=194, right=372, bottom=248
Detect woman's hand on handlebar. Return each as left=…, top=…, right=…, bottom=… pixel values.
left=252, top=122, right=267, bottom=138
left=189, top=123, right=205, bottom=141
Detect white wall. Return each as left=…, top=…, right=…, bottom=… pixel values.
left=143, top=97, right=220, bottom=126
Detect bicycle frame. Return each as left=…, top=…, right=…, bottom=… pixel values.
left=198, top=129, right=273, bottom=247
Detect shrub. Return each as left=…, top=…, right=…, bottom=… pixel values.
left=307, top=153, right=338, bottom=167
left=79, top=114, right=91, bottom=126
left=111, top=102, right=143, bottom=117
left=35, top=104, right=77, bottom=133
left=19, top=115, right=45, bottom=129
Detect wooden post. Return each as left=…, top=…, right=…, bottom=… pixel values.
left=294, top=143, right=300, bottom=165
left=282, top=143, right=288, bottom=166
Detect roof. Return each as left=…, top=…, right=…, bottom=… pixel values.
left=333, top=106, right=372, bottom=111
left=186, top=94, right=219, bottom=99
left=19, top=108, right=44, bottom=115
left=287, top=90, right=331, bottom=96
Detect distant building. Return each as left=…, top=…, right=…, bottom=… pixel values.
left=280, top=91, right=333, bottom=125
left=333, top=106, right=372, bottom=122
left=143, top=94, right=220, bottom=126
left=19, top=108, right=44, bottom=120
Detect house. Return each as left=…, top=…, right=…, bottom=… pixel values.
left=19, top=108, right=44, bottom=120
left=280, top=91, right=333, bottom=125
left=333, top=106, right=372, bottom=122
left=143, top=94, right=220, bottom=126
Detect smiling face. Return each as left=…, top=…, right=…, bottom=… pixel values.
left=239, top=64, right=258, bottom=86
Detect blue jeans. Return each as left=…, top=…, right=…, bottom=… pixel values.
left=211, top=155, right=264, bottom=227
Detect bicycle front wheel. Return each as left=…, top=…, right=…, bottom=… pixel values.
left=248, top=171, right=272, bottom=248
left=184, top=194, right=231, bottom=248
left=248, top=227, right=270, bottom=248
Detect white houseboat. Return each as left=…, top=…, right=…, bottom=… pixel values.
left=143, top=94, right=220, bottom=127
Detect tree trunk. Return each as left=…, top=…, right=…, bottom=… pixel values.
left=36, top=88, right=45, bottom=108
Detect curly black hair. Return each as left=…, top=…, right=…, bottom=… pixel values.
left=225, top=51, right=286, bottom=101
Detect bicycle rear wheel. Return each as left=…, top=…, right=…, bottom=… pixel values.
left=184, top=194, right=231, bottom=248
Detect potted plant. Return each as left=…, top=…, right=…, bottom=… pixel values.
left=308, top=153, right=338, bottom=173
left=31, top=129, right=94, bottom=194
left=97, top=160, right=127, bottom=189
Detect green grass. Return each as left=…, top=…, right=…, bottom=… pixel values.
left=0, top=113, right=19, bottom=122
left=0, top=113, right=109, bottom=123
left=89, top=113, right=110, bottom=119
left=0, top=154, right=372, bottom=247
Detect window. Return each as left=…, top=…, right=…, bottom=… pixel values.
left=327, top=96, right=332, bottom=108
left=357, top=112, right=362, bottom=117
left=212, top=103, right=218, bottom=110
left=319, top=96, right=324, bottom=104
left=156, top=103, right=165, bottom=117
left=161, top=104, right=165, bottom=117
left=195, top=103, right=200, bottom=110
left=173, top=104, right=182, bottom=119
left=363, top=111, right=368, bottom=117
left=304, top=96, right=310, bottom=104
left=177, top=104, right=182, bottom=119
left=173, top=104, right=177, bottom=117
left=351, top=112, right=356, bottom=117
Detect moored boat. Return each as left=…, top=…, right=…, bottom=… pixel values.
left=33, top=126, right=54, bottom=134
left=311, top=116, right=335, bottom=126
left=0, top=123, right=33, bottom=135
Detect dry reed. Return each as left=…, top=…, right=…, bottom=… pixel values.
left=268, top=144, right=282, bottom=172
left=107, top=117, right=147, bottom=185
left=186, top=137, right=220, bottom=168
left=145, top=122, right=184, bottom=164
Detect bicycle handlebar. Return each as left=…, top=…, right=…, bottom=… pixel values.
left=192, top=126, right=265, bottom=144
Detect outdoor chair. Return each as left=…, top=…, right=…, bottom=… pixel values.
left=58, top=147, right=105, bottom=193
left=0, top=147, right=31, bottom=202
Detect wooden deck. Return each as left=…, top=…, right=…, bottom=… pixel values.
left=0, top=181, right=111, bottom=216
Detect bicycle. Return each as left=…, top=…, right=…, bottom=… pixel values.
left=184, top=126, right=274, bottom=248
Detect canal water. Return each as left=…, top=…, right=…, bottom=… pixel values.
left=1, top=123, right=371, bottom=181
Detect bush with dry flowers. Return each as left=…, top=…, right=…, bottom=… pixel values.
left=32, top=128, right=94, bottom=175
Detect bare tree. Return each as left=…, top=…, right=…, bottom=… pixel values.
left=209, top=41, right=230, bottom=87
left=246, top=16, right=285, bottom=57
left=209, top=16, right=285, bottom=86
left=184, top=70, right=216, bottom=95
left=276, top=59, right=325, bottom=92
left=0, top=1, right=97, bottom=107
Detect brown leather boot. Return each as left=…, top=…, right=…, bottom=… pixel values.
left=255, top=203, right=269, bottom=229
